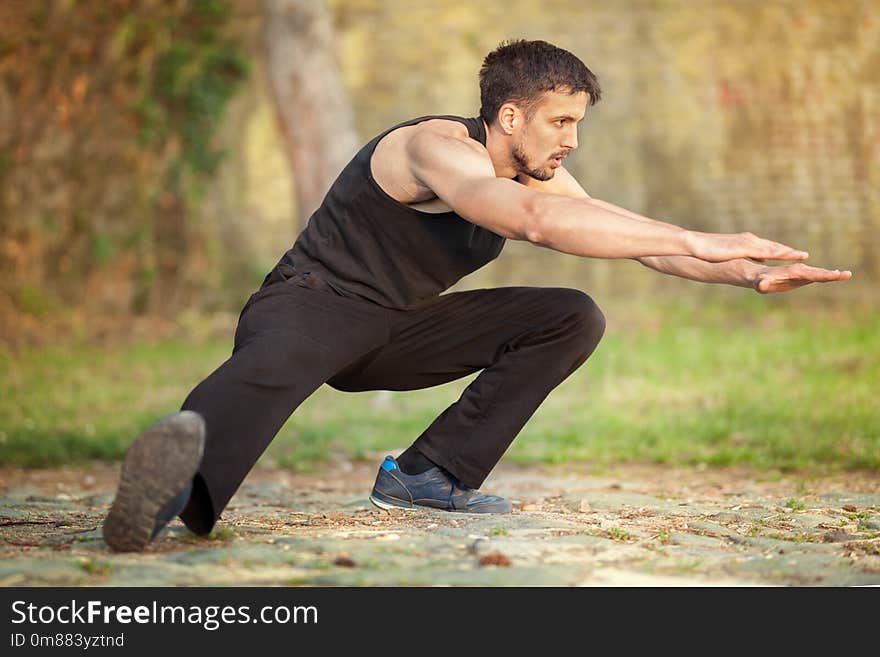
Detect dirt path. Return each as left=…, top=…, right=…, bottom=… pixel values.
left=1, top=461, right=878, bottom=586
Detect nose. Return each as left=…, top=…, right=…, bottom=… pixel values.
left=561, top=126, right=578, bottom=150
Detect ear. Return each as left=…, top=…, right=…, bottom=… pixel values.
left=497, top=103, right=520, bottom=135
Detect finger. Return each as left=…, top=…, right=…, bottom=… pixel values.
left=780, top=265, right=852, bottom=281
left=817, top=271, right=852, bottom=283
left=795, top=267, right=840, bottom=281
left=808, top=268, right=852, bottom=281
left=757, top=238, right=809, bottom=261
left=770, top=247, right=810, bottom=261
left=763, top=269, right=852, bottom=291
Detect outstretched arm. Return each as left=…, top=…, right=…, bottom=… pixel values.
left=637, top=255, right=852, bottom=293
left=534, top=167, right=853, bottom=293
left=407, top=129, right=810, bottom=264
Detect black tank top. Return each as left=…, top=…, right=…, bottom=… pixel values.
left=275, top=115, right=506, bottom=309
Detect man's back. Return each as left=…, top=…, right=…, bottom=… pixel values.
left=276, top=115, right=506, bottom=309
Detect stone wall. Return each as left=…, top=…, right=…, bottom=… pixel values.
left=330, top=0, right=878, bottom=301
left=1, top=0, right=874, bottom=343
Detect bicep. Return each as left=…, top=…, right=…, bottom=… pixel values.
left=406, top=131, right=538, bottom=240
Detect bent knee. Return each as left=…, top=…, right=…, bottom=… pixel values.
left=554, top=289, right=605, bottom=331
left=551, top=289, right=606, bottom=357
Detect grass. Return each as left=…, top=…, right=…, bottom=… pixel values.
left=1, top=300, right=877, bottom=471
left=178, top=527, right=238, bottom=544
left=76, top=558, right=113, bottom=577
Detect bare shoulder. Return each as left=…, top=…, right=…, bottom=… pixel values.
left=372, top=119, right=489, bottom=208
left=401, top=118, right=485, bottom=161
left=413, top=118, right=472, bottom=138
left=376, top=118, right=470, bottom=157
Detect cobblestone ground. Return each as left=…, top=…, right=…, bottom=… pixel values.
left=1, top=462, right=878, bottom=586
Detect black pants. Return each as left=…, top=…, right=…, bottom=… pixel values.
left=179, top=268, right=605, bottom=534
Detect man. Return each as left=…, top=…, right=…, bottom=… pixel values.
left=103, top=40, right=851, bottom=552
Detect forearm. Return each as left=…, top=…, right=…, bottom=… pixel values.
left=589, top=197, right=762, bottom=285
left=587, top=196, right=768, bottom=286
left=587, top=197, right=684, bottom=232
left=532, top=194, right=693, bottom=259
left=452, top=178, right=807, bottom=264
left=637, top=255, right=765, bottom=288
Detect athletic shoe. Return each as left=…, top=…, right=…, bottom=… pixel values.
left=102, top=410, right=206, bottom=552
left=369, top=455, right=512, bottom=513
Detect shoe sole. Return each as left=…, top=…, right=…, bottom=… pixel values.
left=369, top=493, right=511, bottom=514
left=369, top=494, right=433, bottom=512
left=102, top=411, right=205, bottom=552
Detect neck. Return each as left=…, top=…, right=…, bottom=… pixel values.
left=482, top=119, right=518, bottom=179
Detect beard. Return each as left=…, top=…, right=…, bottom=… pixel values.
left=512, top=142, right=556, bottom=181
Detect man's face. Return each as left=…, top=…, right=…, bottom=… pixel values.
left=511, top=90, right=588, bottom=181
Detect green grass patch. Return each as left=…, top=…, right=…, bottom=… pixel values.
left=0, top=340, right=231, bottom=466
left=76, top=558, right=113, bottom=577
left=1, top=302, right=877, bottom=471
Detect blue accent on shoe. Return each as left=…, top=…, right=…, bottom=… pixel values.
left=369, top=456, right=511, bottom=514
left=102, top=410, right=205, bottom=552
left=151, top=479, right=193, bottom=540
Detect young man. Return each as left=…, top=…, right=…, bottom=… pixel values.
left=103, top=40, right=851, bottom=552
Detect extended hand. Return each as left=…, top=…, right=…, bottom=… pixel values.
left=688, top=231, right=809, bottom=263
left=752, top=263, right=853, bottom=294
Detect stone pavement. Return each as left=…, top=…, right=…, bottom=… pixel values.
left=1, top=461, right=878, bottom=586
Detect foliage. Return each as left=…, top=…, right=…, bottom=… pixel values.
left=137, top=4, right=250, bottom=183
left=0, top=0, right=250, bottom=337
left=1, top=0, right=877, bottom=344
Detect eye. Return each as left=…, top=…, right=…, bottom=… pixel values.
left=554, top=119, right=566, bottom=128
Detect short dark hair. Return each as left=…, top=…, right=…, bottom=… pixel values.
left=479, top=39, right=602, bottom=125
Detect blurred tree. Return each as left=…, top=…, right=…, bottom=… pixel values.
left=0, top=0, right=251, bottom=340
left=264, top=0, right=358, bottom=229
